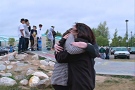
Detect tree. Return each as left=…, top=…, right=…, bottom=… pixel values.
left=45, top=29, right=49, bottom=35
left=92, top=21, right=110, bottom=46
left=56, top=31, right=62, bottom=36
left=128, top=34, right=135, bottom=47
left=96, top=21, right=109, bottom=39
left=8, top=38, right=15, bottom=46
left=111, top=29, right=119, bottom=46
left=96, top=36, right=109, bottom=46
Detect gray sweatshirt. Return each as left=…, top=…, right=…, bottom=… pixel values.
left=24, top=24, right=30, bottom=38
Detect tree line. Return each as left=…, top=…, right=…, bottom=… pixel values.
left=92, top=21, right=135, bottom=47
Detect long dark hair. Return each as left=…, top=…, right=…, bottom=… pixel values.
left=62, top=28, right=72, bottom=37
left=75, top=23, right=96, bottom=44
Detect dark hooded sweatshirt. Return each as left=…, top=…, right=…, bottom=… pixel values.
left=55, top=38, right=98, bottom=90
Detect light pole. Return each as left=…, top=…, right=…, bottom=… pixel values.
left=119, top=40, right=121, bottom=47
left=131, top=31, right=132, bottom=47
left=125, top=20, right=129, bottom=47
left=126, top=40, right=128, bottom=47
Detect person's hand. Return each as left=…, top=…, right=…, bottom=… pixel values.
left=54, top=42, right=63, bottom=52
left=71, top=42, right=87, bottom=49
left=63, top=34, right=69, bottom=39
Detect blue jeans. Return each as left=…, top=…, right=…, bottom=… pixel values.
left=18, top=36, right=25, bottom=52
left=100, top=53, right=105, bottom=59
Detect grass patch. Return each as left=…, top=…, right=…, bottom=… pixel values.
left=0, top=85, right=22, bottom=90
left=39, top=57, right=46, bottom=60
left=104, top=79, right=120, bottom=83
left=8, top=76, right=16, bottom=80
left=25, top=75, right=33, bottom=80
left=37, top=67, right=49, bottom=73
left=97, top=74, right=134, bottom=79
left=111, top=75, right=134, bottom=79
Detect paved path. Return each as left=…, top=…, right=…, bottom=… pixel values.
left=28, top=50, right=135, bottom=76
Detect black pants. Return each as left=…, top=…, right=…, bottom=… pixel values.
left=52, top=39, right=55, bottom=48
left=53, top=85, right=69, bottom=90
left=25, top=38, right=29, bottom=50
left=37, top=37, right=39, bottom=50
left=30, top=40, right=34, bottom=50
left=18, top=36, right=25, bottom=52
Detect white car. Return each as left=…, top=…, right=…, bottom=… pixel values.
left=114, top=47, right=130, bottom=59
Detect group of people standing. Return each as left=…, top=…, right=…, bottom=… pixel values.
left=18, top=18, right=43, bottom=54
left=99, top=46, right=110, bottom=59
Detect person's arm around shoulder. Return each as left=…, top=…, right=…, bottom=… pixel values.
left=71, top=42, right=98, bottom=58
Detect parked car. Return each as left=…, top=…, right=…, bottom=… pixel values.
left=0, top=47, right=8, bottom=56
left=130, top=47, right=135, bottom=54
left=114, top=47, right=130, bottom=59
left=111, top=47, right=117, bottom=55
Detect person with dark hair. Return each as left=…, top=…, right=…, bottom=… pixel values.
left=51, top=26, right=56, bottom=50
left=37, top=24, right=43, bottom=50
left=24, top=19, right=30, bottom=51
left=30, top=26, right=37, bottom=51
left=18, top=18, right=25, bottom=54
left=105, top=47, right=110, bottom=59
left=52, top=23, right=99, bottom=90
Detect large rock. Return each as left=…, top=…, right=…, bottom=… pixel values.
left=29, top=76, right=40, bottom=87
left=0, top=61, right=5, bottom=64
left=19, top=86, right=30, bottom=90
left=15, top=54, right=27, bottom=60
left=7, top=65, right=13, bottom=70
left=40, top=60, right=49, bottom=66
left=32, top=54, right=39, bottom=60
left=17, top=62, right=27, bottom=67
left=8, top=54, right=15, bottom=61
left=14, top=67, right=23, bottom=72
left=0, top=77, right=17, bottom=86
left=0, top=64, right=6, bottom=71
left=0, top=73, right=12, bottom=77
left=11, top=62, right=18, bottom=65
left=47, top=71, right=53, bottom=77
left=5, top=61, right=10, bottom=64
left=48, top=61, right=55, bottom=67
left=26, top=69, right=35, bottom=76
left=40, top=65, right=47, bottom=70
left=47, top=61, right=55, bottom=70
left=37, top=78, right=51, bottom=87
left=20, top=79, right=28, bottom=86
left=32, top=71, right=49, bottom=79
left=15, top=75, right=25, bottom=80
left=31, top=60, right=39, bottom=66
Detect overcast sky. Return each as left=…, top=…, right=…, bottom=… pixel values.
left=0, top=0, right=134, bottom=38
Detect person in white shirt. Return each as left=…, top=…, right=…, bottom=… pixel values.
left=37, top=24, right=43, bottom=50
left=18, top=18, right=25, bottom=54
left=24, top=19, right=30, bottom=51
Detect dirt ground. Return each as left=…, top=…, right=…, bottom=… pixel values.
left=95, top=75, right=135, bottom=90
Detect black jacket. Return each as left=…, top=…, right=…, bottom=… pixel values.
left=55, top=38, right=98, bottom=90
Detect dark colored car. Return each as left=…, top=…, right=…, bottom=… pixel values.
left=0, top=47, right=8, bottom=56
left=130, top=47, right=135, bottom=54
